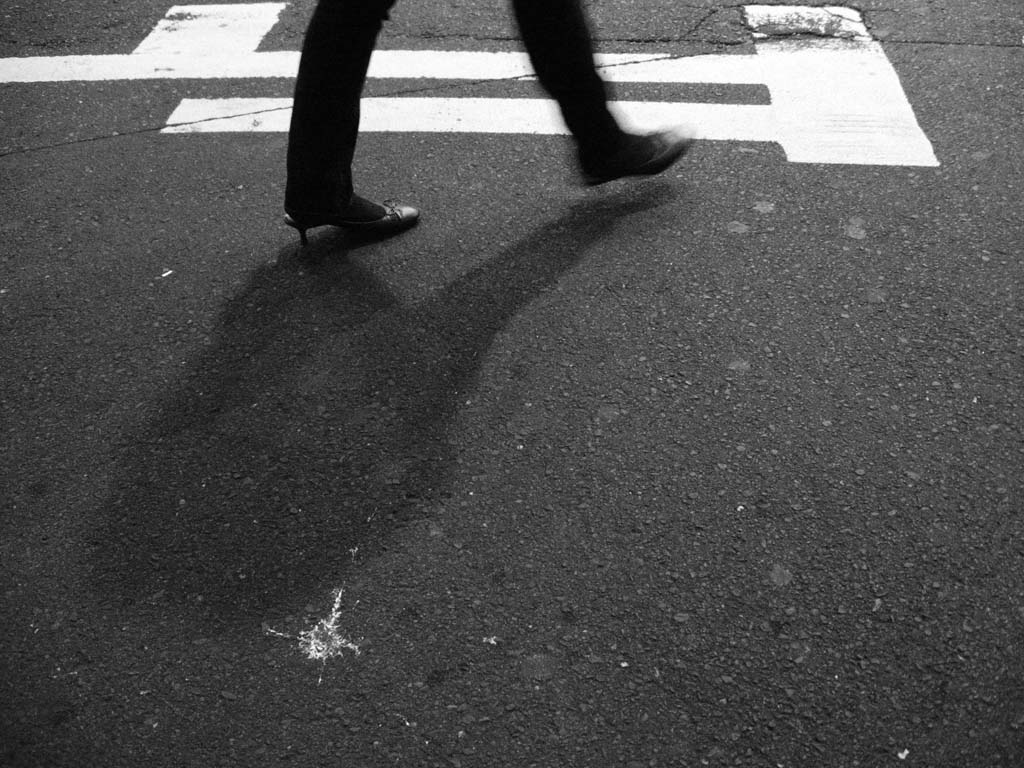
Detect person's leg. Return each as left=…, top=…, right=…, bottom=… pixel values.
left=285, top=0, right=394, bottom=218
left=509, top=0, right=622, bottom=160
left=510, top=0, right=692, bottom=184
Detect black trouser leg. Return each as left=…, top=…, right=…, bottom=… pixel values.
left=510, top=0, right=625, bottom=159
left=285, top=0, right=625, bottom=211
left=285, top=0, right=396, bottom=214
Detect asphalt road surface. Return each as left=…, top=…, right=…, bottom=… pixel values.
left=2, top=1, right=1022, bottom=766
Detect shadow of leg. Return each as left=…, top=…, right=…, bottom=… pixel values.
left=88, top=183, right=681, bottom=627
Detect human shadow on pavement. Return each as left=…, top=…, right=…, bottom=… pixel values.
left=89, top=183, right=680, bottom=627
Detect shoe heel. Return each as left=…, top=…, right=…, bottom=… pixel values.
left=284, top=214, right=308, bottom=247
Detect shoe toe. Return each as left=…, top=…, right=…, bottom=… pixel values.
left=384, top=200, right=419, bottom=221
left=648, top=129, right=694, bottom=164
left=381, top=201, right=420, bottom=231
left=581, top=126, right=694, bottom=186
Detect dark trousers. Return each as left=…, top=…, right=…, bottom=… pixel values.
left=285, top=0, right=624, bottom=214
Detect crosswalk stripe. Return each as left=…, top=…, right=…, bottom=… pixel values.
left=0, top=2, right=939, bottom=166
left=0, top=50, right=798, bottom=85
left=163, top=97, right=773, bottom=141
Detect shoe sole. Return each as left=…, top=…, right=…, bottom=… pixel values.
left=284, top=210, right=419, bottom=246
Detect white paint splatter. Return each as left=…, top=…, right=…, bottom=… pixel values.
left=298, top=589, right=361, bottom=661
left=265, top=588, right=361, bottom=684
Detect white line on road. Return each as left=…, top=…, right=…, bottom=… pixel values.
left=0, top=3, right=939, bottom=166
left=0, top=49, right=753, bottom=84
left=164, top=96, right=773, bottom=140
left=134, top=3, right=288, bottom=55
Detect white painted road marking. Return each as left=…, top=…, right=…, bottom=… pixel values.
left=165, top=96, right=771, bottom=139
left=134, top=3, right=286, bottom=55
left=0, top=3, right=938, bottom=166
left=0, top=4, right=296, bottom=82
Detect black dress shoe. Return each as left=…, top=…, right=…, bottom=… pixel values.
left=284, top=199, right=420, bottom=246
left=580, top=128, right=694, bottom=186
